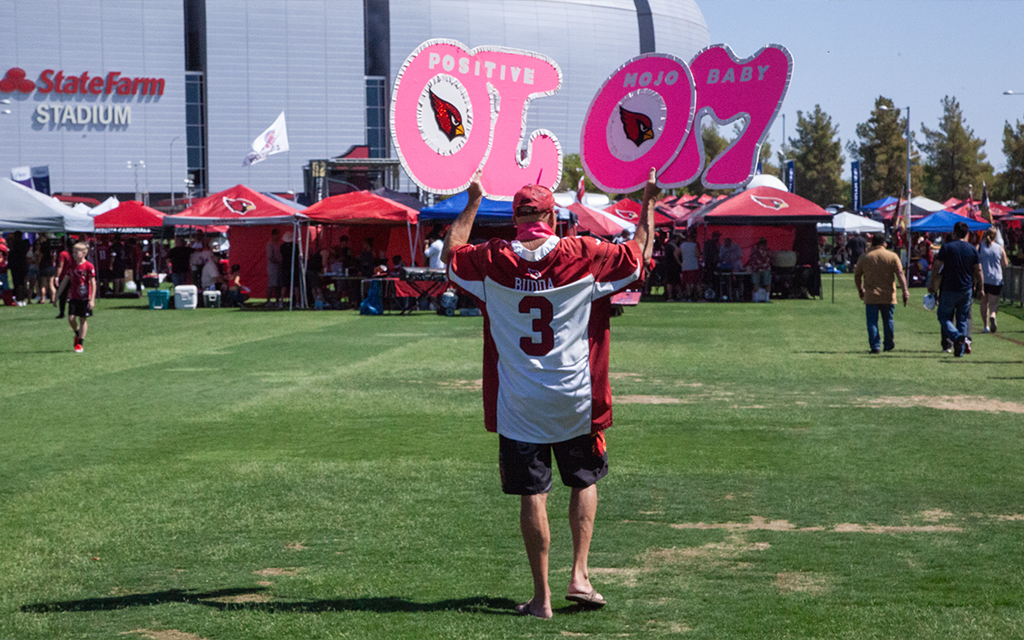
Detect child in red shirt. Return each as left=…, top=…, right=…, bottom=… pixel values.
left=54, top=242, right=96, bottom=353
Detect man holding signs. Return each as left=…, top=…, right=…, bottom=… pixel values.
left=443, top=169, right=658, bottom=618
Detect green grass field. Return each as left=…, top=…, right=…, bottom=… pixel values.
left=2, top=275, right=1024, bottom=639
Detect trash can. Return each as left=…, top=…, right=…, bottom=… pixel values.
left=203, top=290, right=221, bottom=308
left=174, top=285, right=198, bottom=309
left=147, top=289, right=170, bottom=310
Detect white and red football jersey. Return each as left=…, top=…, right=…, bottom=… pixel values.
left=448, top=235, right=643, bottom=444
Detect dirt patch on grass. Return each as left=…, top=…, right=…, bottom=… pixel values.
left=832, top=523, right=962, bottom=533
left=855, top=395, right=1024, bottom=413
left=253, top=568, right=298, bottom=577
left=994, top=514, right=1024, bottom=521
left=202, top=592, right=271, bottom=604
left=609, top=372, right=642, bottom=380
left=919, top=509, right=954, bottom=522
left=438, top=379, right=483, bottom=391
left=670, top=516, right=823, bottom=532
left=589, top=567, right=642, bottom=587
left=123, top=630, right=207, bottom=640
left=775, top=572, right=829, bottom=595
left=285, top=542, right=307, bottom=550
left=617, top=395, right=683, bottom=404
left=665, top=516, right=961, bottom=534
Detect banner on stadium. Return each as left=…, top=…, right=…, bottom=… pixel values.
left=851, top=161, right=861, bottom=211
left=31, top=165, right=50, bottom=195
left=390, top=39, right=563, bottom=199
left=785, top=159, right=795, bottom=193
left=10, top=165, right=31, bottom=188
left=580, top=44, right=792, bottom=193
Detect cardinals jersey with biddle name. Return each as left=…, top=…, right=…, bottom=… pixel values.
left=448, top=235, right=643, bottom=444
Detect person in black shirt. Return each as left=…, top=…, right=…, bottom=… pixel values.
left=928, top=221, right=982, bottom=357
left=167, top=239, right=192, bottom=286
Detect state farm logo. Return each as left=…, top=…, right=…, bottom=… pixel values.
left=0, top=67, right=165, bottom=96
left=0, top=68, right=35, bottom=93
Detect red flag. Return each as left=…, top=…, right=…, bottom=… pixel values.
left=575, top=176, right=586, bottom=204
left=966, top=185, right=977, bottom=220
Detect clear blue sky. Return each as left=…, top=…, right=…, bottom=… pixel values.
left=697, top=0, right=1024, bottom=177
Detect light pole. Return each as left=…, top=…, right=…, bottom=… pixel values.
left=170, top=136, right=182, bottom=209
left=879, top=104, right=911, bottom=268
left=127, top=160, right=146, bottom=201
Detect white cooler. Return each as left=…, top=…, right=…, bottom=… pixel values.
left=203, top=290, right=222, bottom=308
left=174, top=285, right=198, bottom=309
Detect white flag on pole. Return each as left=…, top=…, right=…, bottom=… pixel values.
left=243, top=111, right=289, bottom=166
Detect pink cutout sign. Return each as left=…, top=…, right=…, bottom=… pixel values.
left=581, top=44, right=793, bottom=192
left=390, top=39, right=562, bottom=199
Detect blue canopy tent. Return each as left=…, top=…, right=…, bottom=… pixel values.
left=910, top=210, right=991, bottom=233
left=861, top=196, right=898, bottom=212
left=418, top=191, right=513, bottom=224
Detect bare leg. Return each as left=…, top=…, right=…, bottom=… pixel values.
left=519, top=493, right=553, bottom=619
left=980, top=295, right=990, bottom=329
left=987, top=293, right=999, bottom=330
left=568, top=485, right=600, bottom=598
left=78, top=318, right=88, bottom=340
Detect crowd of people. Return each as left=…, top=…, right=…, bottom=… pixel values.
left=650, top=228, right=775, bottom=302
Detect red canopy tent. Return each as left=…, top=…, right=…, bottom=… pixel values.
left=565, top=202, right=633, bottom=237
left=689, top=186, right=831, bottom=298
left=303, top=190, right=421, bottom=269
left=604, top=199, right=678, bottom=227
left=164, top=185, right=306, bottom=306
left=92, top=201, right=165, bottom=233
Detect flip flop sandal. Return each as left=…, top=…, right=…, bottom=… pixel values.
left=566, top=590, right=606, bottom=608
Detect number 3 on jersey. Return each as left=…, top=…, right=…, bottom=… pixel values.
left=519, top=296, right=554, bottom=356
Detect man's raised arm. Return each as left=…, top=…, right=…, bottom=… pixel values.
left=441, top=170, right=483, bottom=264
left=631, top=168, right=659, bottom=263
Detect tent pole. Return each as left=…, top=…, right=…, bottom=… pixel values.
left=831, top=219, right=835, bottom=304
left=289, top=219, right=297, bottom=311
left=406, top=220, right=414, bottom=269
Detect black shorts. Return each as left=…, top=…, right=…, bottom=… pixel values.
left=499, top=432, right=608, bottom=495
left=983, top=283, right=1002, bottom=296
left=68, top=299, right=93, bottom=318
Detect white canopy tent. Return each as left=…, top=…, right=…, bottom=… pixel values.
left=817, top=212, right=886, bottom=234
left=0, top=178, right=69, bottom=232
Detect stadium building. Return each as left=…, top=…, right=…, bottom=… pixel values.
left=0, top=0, right=709, bottom=205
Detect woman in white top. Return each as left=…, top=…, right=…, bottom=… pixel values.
left=978, top=228, right=1009, bottom=333
left=674, top=228, right=702, bottom=302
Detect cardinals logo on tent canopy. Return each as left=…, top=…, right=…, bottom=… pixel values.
left=619, top=106, right=654, bottom=147
left=751, top=195, right=788, bottom=210
left=223, top=197, right=256, bottom=215
left=429, top=90, right=465, bottom=142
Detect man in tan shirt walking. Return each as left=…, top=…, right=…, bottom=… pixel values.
left=854, top=234, right=909, bottom=354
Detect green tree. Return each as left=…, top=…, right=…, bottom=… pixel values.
left=557, top=153, right=599, bottom=194
left=994, top=115, right=1024, bottom=205
left=789, top=105, right=845, bottom=206
left=919, top=96, right=993, bottom=201
left=680, top=121, right=732, bottom=198
left=848, top=96, right=924, bottom=204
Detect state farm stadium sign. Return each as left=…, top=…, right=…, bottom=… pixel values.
left=1, top=67, right=167, bottom=128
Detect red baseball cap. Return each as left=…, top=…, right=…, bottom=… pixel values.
left=513, top=184, right=555, bottom=214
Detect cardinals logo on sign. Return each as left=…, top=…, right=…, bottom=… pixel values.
left=750, top=195, right=788, bottom=210
left=416, top=76, right=473, bottom=157
left=619, top=106, right=654, bottom=147
left=429, top=90, right=465, bottom=142
left=224, top=197, right=256, bottom=215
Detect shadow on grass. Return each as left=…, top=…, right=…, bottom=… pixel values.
left=22, top=588, right=519, bottom=616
